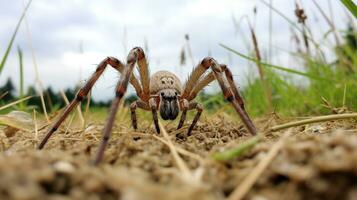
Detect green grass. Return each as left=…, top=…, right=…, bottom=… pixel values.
left=0, top=0, right=33, bottom=75
left=0, top=0, right=356, bottom=124
left=220, top=41, right=356, bottom=117
left=341, top=0, right=357, bottom=18
left=73, top=29, right=357, bottom=120
left=17, top=46, right=27, bottom=111
left=212, top=135, right=262, bottom=161
left=220, top=44, right=332, bottom=82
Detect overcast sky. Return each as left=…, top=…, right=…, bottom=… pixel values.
left=0, top=0, right=354, bottom=101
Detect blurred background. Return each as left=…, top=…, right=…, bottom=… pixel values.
left=0, top=0, right=356, bottom=117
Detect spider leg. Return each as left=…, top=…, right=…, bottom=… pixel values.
left=210, top=60, right=257, bottom=135
left=187, top=71, right=215, bottom=101
left=187, top=102, right=203, bottom=136
left=38, top=57, right=125, bottom=149
left=189, top=65, right=245, bottom=109
left=224, top=66, right=256, bottom=133
left=182, top=57, right=257, bottom=136
left=130, top=99, right=150, bottom=130
left=135, top=48, right=151, bottom=101
left=93, top=47, right=144, bottom=165
left=108, top=57, right=143, bottom=99
left=176, top=101, right=203, bottom=138
left=130, top=103, right=138, bottom=130
left=181, top=57, right=213, bottom=99
left=220, top=65, right=245, bottom=109
left=149, top=97, right=160, bottom=134
left=177, top=99, right=189, bottom=129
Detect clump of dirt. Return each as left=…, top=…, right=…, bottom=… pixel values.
left=0, top=114, right=356, bottom=200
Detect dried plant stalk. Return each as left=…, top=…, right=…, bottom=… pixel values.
left=249, top=23, right=273, bottom=112
left=23, top=3, right=49, bottom=122
left=270, top=113, right=357, bottom=132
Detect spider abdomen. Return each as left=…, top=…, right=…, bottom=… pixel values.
left=149, top=71, right=182, bottom=95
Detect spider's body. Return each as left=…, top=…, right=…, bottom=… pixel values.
left=38, top=47, right=257, bottom=165
left=150, top=71, right=182, bottom=120
left=149, top=70, right=182, bottom=95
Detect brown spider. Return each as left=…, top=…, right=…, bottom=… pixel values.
left=38, top=47, right=257, bottom=165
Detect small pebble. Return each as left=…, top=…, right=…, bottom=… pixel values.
left=53, top=161, right=75, bottom=174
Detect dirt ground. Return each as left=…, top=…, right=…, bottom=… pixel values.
left=0, top=113, right=356, bottom=200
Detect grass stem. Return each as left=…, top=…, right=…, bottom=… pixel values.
left=212, top=135, right=262, bottom=161
left=270, top=113, right=357, bottom=132
left=0, top=96, right=32, bottom=111
left=23, top=1, right=49, bottom=122
left=0, top=0, right=32, bottom=75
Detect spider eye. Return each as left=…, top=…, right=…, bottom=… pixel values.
left=161, top=92, right=164, bottom=97
left=175, top=92, right=178, bottom=95
left=170, top=81, right=174, bottom=84
left=161, top=80, right=165, bottom=84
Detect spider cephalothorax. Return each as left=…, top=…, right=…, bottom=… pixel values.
left=150, top=71, right=182, bottom=120
left=38, top=47, right=257, bottom=165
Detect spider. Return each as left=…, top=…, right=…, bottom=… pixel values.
left=38, top=47, right=257, bottom=165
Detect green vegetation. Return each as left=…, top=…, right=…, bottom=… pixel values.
left=341, top=0, right=357, bottom=18
left=1, top=25, right=356, bottom=118
left=0, top=1, right=356, bottom=121
left=0, top=80, right=111, bottom=114
left=194, top=23, right=357, bottom=118
left=0, top=0, right=32, bottom=74
left=237, top=25, right=357, bottom=117
left=212, top=135, right=262, bottom=161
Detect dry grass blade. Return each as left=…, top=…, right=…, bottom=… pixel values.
left=158, top=121, right=193, bottom=181
left=312, top=0, right=340, bottom=46
left=0, top=91, right=9, bottom=100
left=64, top=112, right=76, bottom=135
left=23, top=1, right=49, bottom=122
left=152, top=134, right=203, bottom=162
left=228, top=130, right=292, bottom=200
left=248, top=23, right=273, bottom=112
left=260, top=0, right=327, bottom=57
left=231, top=15, right=251, bottom=51
left=259, top=0, right=316, bottom=45
left=294, top=3, right=310, bottom=55
left=60, top=90, right=70, bottom=105
left=83, top=90, right=92, bottom=129
left=0, top=111, right=34, bottom=131
left=0, top=96, right=32, bottom=111
left=33, top=109, right=38, bottom=145
left=270, top=113, right=357, bottom=132
left=184, top=34, right=195, bottom=67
